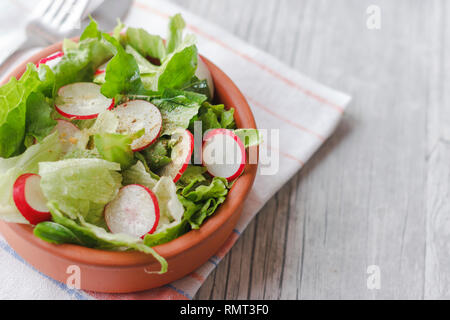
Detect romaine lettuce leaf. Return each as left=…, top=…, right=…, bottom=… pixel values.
left=0, top=62, right=54, bottom=157
left=157, top=37, right=198, bottom=91
left=55, top=37, right=112, bottom=93
left=100, top=34, right=147, bottom=98
left=24, top=92, right=57, bottom=147
left=125, top=45, right=159, bottom=74
left=126, top=27, right=166, bottom=61
left=166, top=14, right=186, bottom=54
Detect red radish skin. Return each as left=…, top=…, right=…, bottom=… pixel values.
left=173, top=130, right=194, bottom=183
left=159, top=129, right=194, bottom=183
left=94, top=69, right=106, bottom=76
left=202, top=129, right=246, bottom=182
left=13, top=174, right=50, bottom=225
left=37, top=51, right=64, bottom=68
left=113, top=100, right=163, bottom=151
left=55, top=83, right=115, bottom=120
left=104, top=184, right=160, bottom=238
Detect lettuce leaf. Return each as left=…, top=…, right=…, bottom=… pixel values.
left=47, top=201, right=167, bottom=273
left=122, top=161, right=158, bottom=189
left=0, top=62, right=54, bottom=157
left=152, top=89, right=207, bottom=135
left=166, top=14, right=186, bottom=54
left=100, top=34, right=147, bottom=98
left=0, top=132, right=62, bottom=223
left=157, top=37, right=198, bottom=91
left=24, top=92, right=57, bottom=146
left=177, top=176, right=229, bottom=229
left=39, top=158, right=122, bottom=225
left=142, top=137, right=172, bottom=171
left=94, top=129, right=143, bottom=169
left=153, top=177, right=184, bottom=228
left=126, top=27, right=166, bottom=61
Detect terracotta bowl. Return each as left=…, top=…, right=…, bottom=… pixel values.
left=0, top=41, right=258, bottom=293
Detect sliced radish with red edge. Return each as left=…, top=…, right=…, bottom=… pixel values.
left=94, top=62, right=108, bottom=76
left=159, top=129, right=194, bottom=183
left=13, top=174, right=50, bottom=225
left=55, top=82, right=114, bottom=120
left=112, top=100, right=162, bottom=151
left=202, top=129, right=246, bottom=182
left=104, top=184, right=160, bottom=238
left=53, top=119, right=81, bottom=153
left=37, top=51, right=64, bottom=69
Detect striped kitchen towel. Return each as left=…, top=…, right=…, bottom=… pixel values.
left=0, top=0, right=351, bottom=299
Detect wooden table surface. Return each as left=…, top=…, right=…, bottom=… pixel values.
left=168, top=0, right=450, bottom=300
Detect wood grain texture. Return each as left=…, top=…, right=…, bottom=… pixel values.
left=168, top=0, right=449, bottom=299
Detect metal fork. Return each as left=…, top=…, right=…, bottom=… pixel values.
left=0, top=0, right=90, bottom=66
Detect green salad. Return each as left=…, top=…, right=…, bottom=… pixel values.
left=0, top=15, right=259, bottom=273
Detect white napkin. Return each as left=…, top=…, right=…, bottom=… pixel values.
left=0, top=0, right=351, bottom=299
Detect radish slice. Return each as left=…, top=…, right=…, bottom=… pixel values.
left=95, top=62, right=107, bottom=75
left=112, top=100, right=162, bottom=151
left=53, top=119, right=81, bottom=153
left=13, top=174, right=50, bottom=225
left=202, top=129, right=246, bottom=182
left=37, top=51, right=64, bottom=69
left=55, top=82, right=114, bottom=120
left=104, top=184, right=160, bottom=238
left=159, top=129, right=194, bottom=183
left=196, top=56, right=214, bottom=98
left=93, top=62, right=108, bottom=84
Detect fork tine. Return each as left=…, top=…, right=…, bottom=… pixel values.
left=31, top=0, right=54, bottom=17
left=59, top=0, right=90, bottom=32
left=52, top=0, right=76, bottom=28
left=42, top=0, right=64, bottom=24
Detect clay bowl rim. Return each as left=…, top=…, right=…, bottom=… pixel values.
left=1, top=40, right=258, bottom=268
